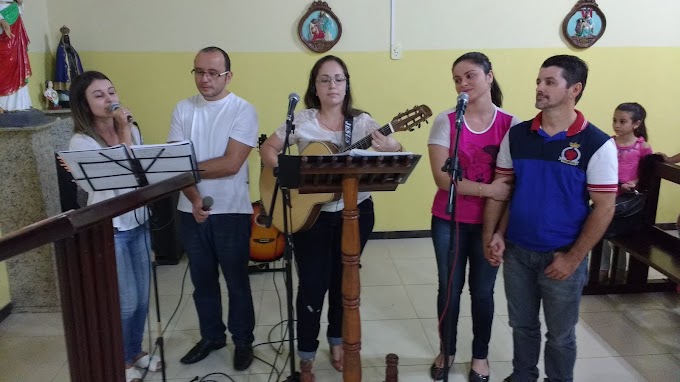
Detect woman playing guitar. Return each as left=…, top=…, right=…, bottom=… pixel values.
left=258, top=55, right=403, bottom=380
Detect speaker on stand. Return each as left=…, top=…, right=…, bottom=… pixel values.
left=150, top=191, right=184, bottom=265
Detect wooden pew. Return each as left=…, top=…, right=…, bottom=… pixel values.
left=584, top=155, right=680, bottom=295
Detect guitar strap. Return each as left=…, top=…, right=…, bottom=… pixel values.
left=343, top=115, right=354, bottom=148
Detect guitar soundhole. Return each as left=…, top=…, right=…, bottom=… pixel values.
left=254, top=212, right=270, bottom=228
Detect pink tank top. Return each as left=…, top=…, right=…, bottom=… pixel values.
left=432, top=110, right=514, bottom=223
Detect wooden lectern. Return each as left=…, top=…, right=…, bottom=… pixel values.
left=0, top=173, right=195, bottom=382
left=278, top=152, right=421, bottom=382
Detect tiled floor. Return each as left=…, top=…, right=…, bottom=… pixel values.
left=1, top=238, right=679, bottom=381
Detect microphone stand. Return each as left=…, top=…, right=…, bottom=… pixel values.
left=269, top=113, right=300, bottom=382
left=440, top=108, right=465, bottom=382
left=149, top=251, right=168, bottom=382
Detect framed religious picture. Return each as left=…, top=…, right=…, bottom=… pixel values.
left=298, top=1, right=342, bottom=53
left=562, top=0, right=606, bottom=49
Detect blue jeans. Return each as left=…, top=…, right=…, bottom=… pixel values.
left=503, top=242, right=587, bottom=382
left=293, top=198, right=375, bottom=360
left=114, top=222, right=151, bottom=365
left=431, top=216, right=498, bottom=358
left=180, top=212, right=255, bottom=346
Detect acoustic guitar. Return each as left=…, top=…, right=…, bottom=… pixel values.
left=249, top=201, right=285, bottom=262
left=259, top=105, right=432, bottom=233
left=249, top=134, right=286, bottom=263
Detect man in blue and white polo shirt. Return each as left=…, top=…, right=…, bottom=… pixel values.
left=483, top=55, right=618, bottom=382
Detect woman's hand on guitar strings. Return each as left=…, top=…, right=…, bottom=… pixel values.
left=370, top=130, right=402, bottom=152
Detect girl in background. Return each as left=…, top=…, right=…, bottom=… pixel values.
left=600, top=102, right=652, bottom=277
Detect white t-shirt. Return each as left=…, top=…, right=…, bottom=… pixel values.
left=274, top=108, right=381, bottom=212
left=68, top=128, right=148, bottom=231
left=168, top=92, right=258, bottom=214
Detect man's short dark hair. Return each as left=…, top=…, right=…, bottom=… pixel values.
left=541, top=55, right=588, bottom=103
left=199, top=46, right=231, bottom=72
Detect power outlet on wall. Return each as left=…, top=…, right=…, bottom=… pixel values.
left=390, top=43, right=402, bottom=60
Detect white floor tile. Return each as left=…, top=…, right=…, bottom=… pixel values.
left=359, top=256, right=402, bottom=286
left=579, top=294, right=619, bottom=312
left=360, top=319, right=435, bottom=367
left=580, top=311, right=665, bottom=356
left=154, top=260, right=193, bottom=296
left=360, top=285, right=417, bottom=320
left=0, top=336, right=67, bottom=381
left=0, top=312, right=64, bottom=337
left=573, top=357, right=646, bottom=381
left=147, top=293, right=191, bottom=334
left=623, top=309, right=680, bottom=354
left=386, top=238, right=435, bottom=260
left=625, top=354, right=680, bottom=381
left=393, top=258, right=438, bottom=285
left=405, top=284, right=438, bottom=319
left=1, top=238, right=679, bottom=381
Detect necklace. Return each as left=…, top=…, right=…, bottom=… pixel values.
left=318, top=113, right=343, bottom=132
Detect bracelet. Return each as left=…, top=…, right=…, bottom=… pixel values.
left=477, top=183, right=483, bottom=198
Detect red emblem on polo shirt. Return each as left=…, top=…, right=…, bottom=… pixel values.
left=559, top=142, right=581, bottom=166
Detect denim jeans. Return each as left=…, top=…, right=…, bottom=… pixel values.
left=114, top=222, right=151, bottom=365
left=431, top=216, right=498, bottom=358
left=293, top=198, right=375, bottom=360
left=180, top=212, right=255, bottom=346
left=503, top=242, right=588, bottom=382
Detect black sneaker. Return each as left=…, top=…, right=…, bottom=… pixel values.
left=233, top=344, right=254, bottom=371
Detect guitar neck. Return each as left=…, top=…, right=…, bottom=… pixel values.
left=341, top=123, right=393, bottom=153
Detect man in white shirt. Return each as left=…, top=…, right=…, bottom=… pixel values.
left=167, top=46, right=258, bottom=370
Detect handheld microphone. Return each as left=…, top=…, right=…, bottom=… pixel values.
left=201, top=196, right=214, bottom=211
left=454, top=92, right=469, bottom=124
left=286, top=93, right=300, bottom=123
left=108, top=103, right=138, bottom=126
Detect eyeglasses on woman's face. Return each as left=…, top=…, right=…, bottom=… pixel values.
left=316, top=75, right=347, bottom=87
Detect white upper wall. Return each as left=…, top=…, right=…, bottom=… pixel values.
left=24, top=0, right=680, bottom=52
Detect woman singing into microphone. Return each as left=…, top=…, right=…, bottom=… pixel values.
left=68, top=71, right=160, bottom=382
left=427, top=52, right=520, bottom=381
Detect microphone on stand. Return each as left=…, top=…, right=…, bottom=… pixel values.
left=201, top=196, right=214, bottom=211
left=454, top=92, right=469, bottom=124
left=286, top=93, right=300, bottom=124
left=108, top=103, right=139, bottom=127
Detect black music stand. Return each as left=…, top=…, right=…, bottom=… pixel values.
left=57, top=141, right=200, bottom=382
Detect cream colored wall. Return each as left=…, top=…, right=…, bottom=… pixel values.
left=0, top=227, right=9, bottom=308
left=16, top=0, right=680, bottom=233
left=39, top=0, right=680, bottom=51
left=0, top=262, right=9, bottom=309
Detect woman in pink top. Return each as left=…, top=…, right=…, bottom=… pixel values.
left=427, top=52, right=520, bottom=381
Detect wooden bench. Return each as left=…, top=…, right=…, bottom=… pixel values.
left=584, top=155, right=680, bottom=295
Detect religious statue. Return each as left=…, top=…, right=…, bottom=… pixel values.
left=0, top=0, right=33, bottom=113
left=44, top=81, right=60, bottom=110
left=54, top=25, right=83, bottom=107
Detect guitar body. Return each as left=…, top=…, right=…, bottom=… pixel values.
left=249, top=201, right=285, bottom=262
left=259, top=141, right=341, bottom=233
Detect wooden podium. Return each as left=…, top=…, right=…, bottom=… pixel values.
left=278, top=152, right=421, bottom=382
left=0, top=173, right=195, bottom=382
